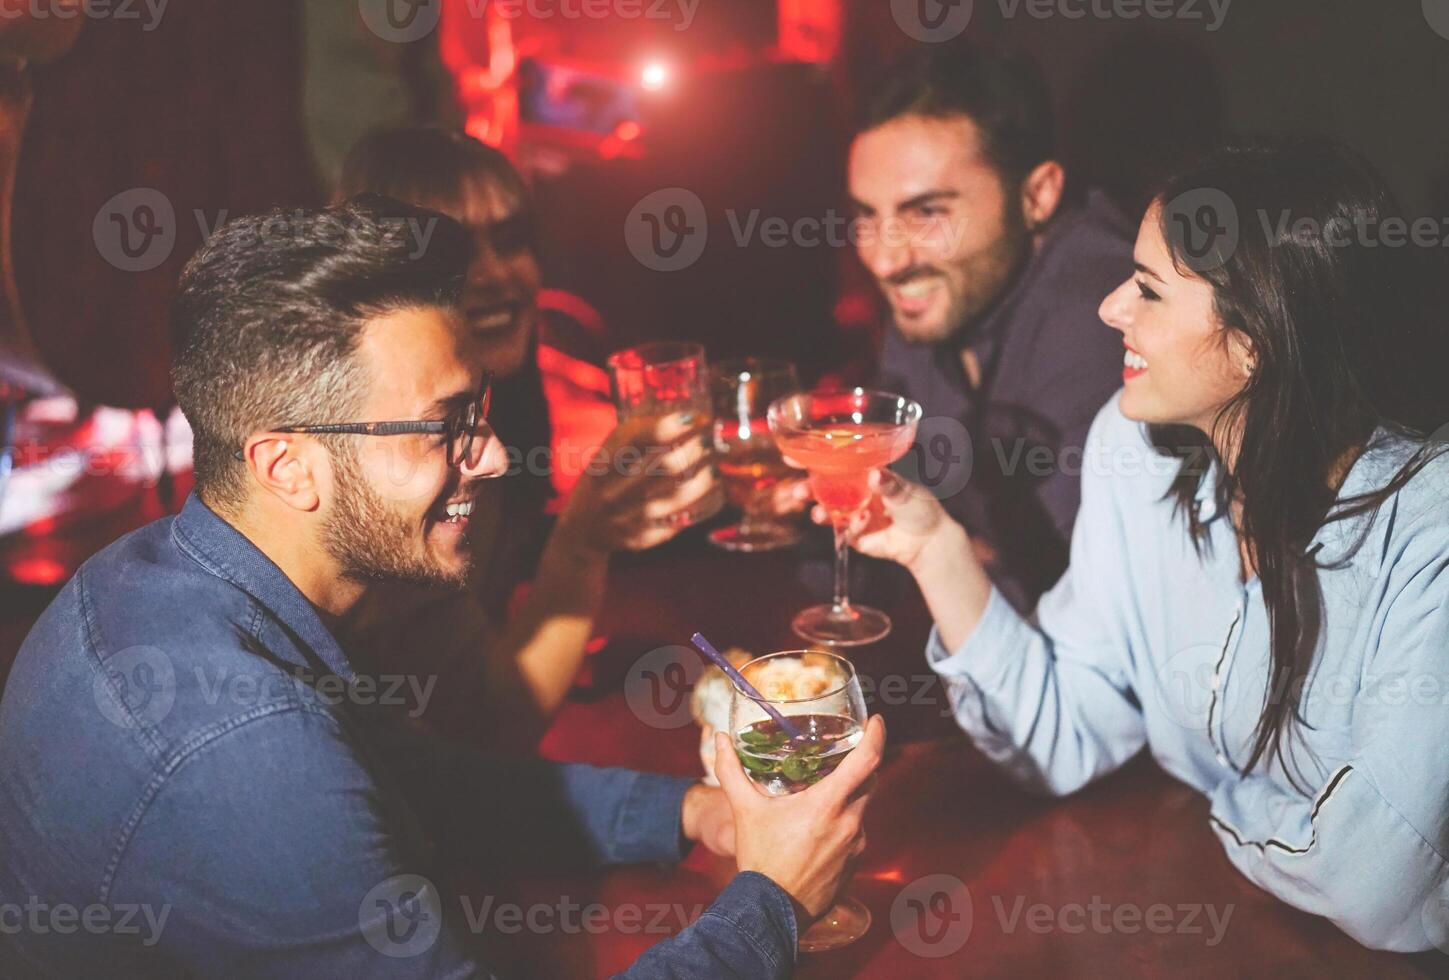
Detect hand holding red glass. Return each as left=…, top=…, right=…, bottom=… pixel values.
left=768, top=389, right=922, bottom=646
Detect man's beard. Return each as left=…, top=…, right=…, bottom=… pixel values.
left=889, top=199, right=1034, bottom=345
left=953, top=208, right=1032, bottom=336
left=322, top=443, right=471, bottom=590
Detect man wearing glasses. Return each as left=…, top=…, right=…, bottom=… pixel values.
left=0, top=198, right=882, bottom=977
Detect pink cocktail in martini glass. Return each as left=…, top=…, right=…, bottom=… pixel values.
left=768, top=389, right=922, bottom=646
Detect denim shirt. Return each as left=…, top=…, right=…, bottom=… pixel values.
left=0, top=495, right=797, bottom=977
left=928, top=394, right=1449, bottom=951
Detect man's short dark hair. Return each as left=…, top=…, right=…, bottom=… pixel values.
left=171, top=195, right=470, bottom=512
left=856, top=45, right=1055, bottom=187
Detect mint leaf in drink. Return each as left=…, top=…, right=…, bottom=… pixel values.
left=738, top=721, right=793, bottom=752
left=780, top=754, right=813, bottom=783
left=737, top=750, right=779, bottom=775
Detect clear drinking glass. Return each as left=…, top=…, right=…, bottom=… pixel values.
left=767, top=389, right=922, bottom=646
left=729, top=650, right=871, bottom=952
left=708, top=358, right=803, bottom=552
left=606, top=341, right=723, bottom=528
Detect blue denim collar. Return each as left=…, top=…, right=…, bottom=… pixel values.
left=170, top=492, right=357, bottom=682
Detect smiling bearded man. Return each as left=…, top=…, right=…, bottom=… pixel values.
left=0, top=196, right=883, bottom=979
left=847, top=45, right=1132, bottom=612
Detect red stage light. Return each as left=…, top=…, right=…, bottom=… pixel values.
left=8, top=557, right=68, bottom=587
left=23, top=517, right=58, bottom=538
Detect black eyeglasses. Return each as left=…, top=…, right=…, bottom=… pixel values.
left=234, top=373, right=493, bottom=468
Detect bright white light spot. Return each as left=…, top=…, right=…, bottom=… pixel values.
left=641, top=63, right=668, bottom=91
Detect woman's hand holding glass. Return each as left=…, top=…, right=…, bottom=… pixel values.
left=789, top=467, right=956, bottom=571
left=556, top=411, right=721, bottom=556
left=792, top=468, right=993, bottom=651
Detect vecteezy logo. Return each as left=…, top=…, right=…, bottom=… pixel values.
left=360, top=874, right=444, bottom=958
left=1425, top=1, right=1449, bottom=40
left=891, top=874, right=973, bottom=957
left=890, top=0, right=974, bottom=43
left=358, top=0, right=443, bottom=43
left=895, top=417, right=973, bottom=502
left=1163, top=187, right=1239, bottom=273
left=93, top=646, right=177, bottom=728
left=93, top=189, right=176, bottom=273
left=624, top=188, right=708, bottom=272
left=623, top=645, right=704, bottom=730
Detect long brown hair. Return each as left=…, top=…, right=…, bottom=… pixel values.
left=1150, top=137, right=1449, bottom=783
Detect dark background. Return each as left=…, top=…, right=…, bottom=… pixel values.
left=12, top=0, right=1449, bottom=411
left=2, top=8, right=1447, bottom=971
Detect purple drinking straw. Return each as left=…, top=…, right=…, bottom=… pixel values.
left=690, top=632, right=805, bottom=741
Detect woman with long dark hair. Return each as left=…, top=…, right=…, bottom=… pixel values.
left=813, top=137, right=1449, bottom=949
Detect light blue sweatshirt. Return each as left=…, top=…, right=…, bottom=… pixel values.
left=927, top=393, right=1449, bottom=951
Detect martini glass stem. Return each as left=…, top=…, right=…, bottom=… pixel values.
left=832, top=521, right=853, bottom=616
